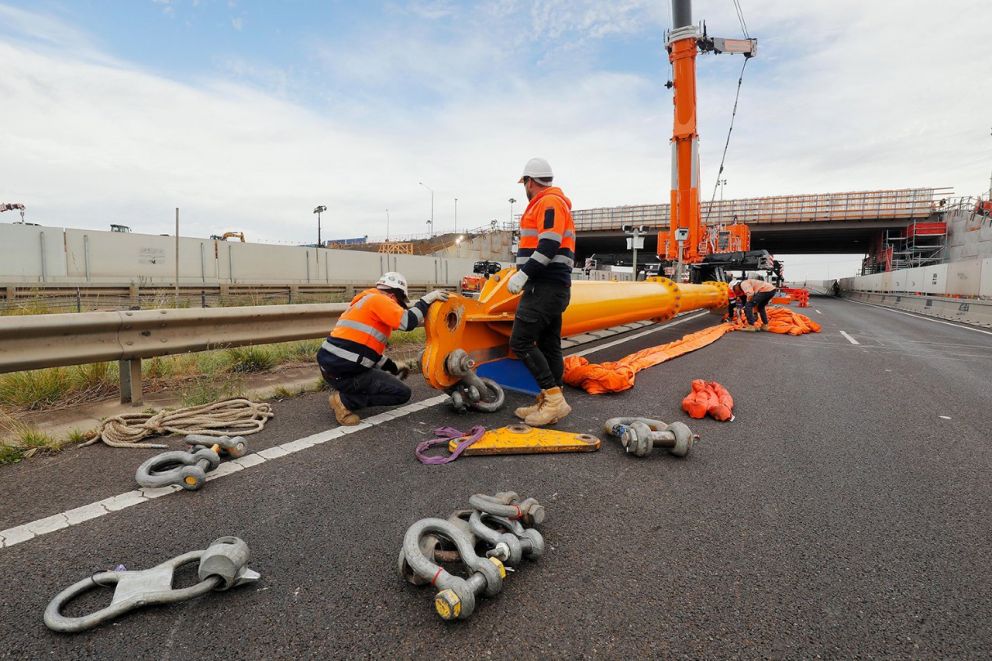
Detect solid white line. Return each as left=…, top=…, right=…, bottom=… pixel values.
left=846, top=298, right=992, bottom=337
left=1, top=312, right=716, bottom=552
left=815, top=309, right=822, bottom=314
left=569, top=312, right=710, bottom=358
left=839, top=330, right=860, bottom=345
left=0, top=394, right=451, bottom=551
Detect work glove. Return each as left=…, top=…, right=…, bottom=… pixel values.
left=382, top=358, right=400, bottom=375
left=421, top=290, right=450, bottom=305
left=506, top=269, right=528, bottom=295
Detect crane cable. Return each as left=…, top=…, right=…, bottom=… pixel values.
left=702, top=56, right=749, bottom=225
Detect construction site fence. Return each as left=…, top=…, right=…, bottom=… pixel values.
left=569, top=188, right=952, bottom=231
left=840, top=255, right=992, bottom=299
left=0, top=223, right=477, bottom=289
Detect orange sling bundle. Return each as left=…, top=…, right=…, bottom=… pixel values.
left=681, top=380, right=734, bottom=421
left=563, top=324, right=734, bottom=394
left=735, top=306, right=822, bottom=335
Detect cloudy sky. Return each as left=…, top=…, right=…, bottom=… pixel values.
left=2, top=0, right=991, bottom=278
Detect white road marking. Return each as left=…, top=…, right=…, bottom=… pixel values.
left=1, top=312, right=716, bottom=552
left=846, top=298, right=992, bottom=337
left=939, top=415, right=951, bottom=420
left=839, top=330, right=860, bottom=345
left=570, top=312, right=710, bottom=358
left=815, top=309, right=822, bottom=314
left=0, top=394, right=451, bottom=551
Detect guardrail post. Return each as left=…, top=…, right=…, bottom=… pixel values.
left=129, top=285, right=139, bottom=306
left=4, top=286, right=14, bottom=303
left=345, top=284, right=355, bottom=298
left=119, top=358, right=143, bottom=405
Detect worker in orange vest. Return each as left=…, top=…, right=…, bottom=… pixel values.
left=506, top=157, right=576, bottom=426
left=730, top=277, right=777, bottom=331
left=318, top=272, right=449, bottom=425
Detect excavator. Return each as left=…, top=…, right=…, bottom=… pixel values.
left=418, top=0, right=756, bottom=410
left=210, top=232, right=246, bottom=242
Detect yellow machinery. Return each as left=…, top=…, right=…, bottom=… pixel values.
left=448, top=424, right=601, bottom=456
left=421, top=268, right=728, bottom=405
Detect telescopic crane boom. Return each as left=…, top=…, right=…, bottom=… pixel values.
left=661, top=0, right=756, bottom=277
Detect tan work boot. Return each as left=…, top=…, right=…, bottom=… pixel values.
left=329, top=391, right=360, bottom=426
left=514, top=393, right=544, bottom=420
left=524, top=387, right=572, bottom=427
left=738, top=326, right=758, bottom=333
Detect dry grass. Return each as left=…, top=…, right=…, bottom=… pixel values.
left=0, top=412, right=64, bottom=464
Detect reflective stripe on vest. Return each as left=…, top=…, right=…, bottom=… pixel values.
left=321, top=340, right=387, bottom=369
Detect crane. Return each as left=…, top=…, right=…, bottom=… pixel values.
left=659, top=0, right=771, bottom=283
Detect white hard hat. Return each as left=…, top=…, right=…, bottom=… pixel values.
left=728, top=278, right=741, bottom=289
left=518, top=157, right=554, bottom=184
left=376, top=272, right=409, bottom=299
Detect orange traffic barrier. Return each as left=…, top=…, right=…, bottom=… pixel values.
left=682, top=380, right=734, bottom=421
left=563, top=324, right=734, bottom=394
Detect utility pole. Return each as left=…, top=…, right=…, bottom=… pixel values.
left=454, top=197, right=458, bottom=233
left=508, top=198, right=516, bottom=225
left=624, top=225, right=647, bottom=280
left=174, top=207, right=180, bottom=308
left=385, top=208, right=390, bottom=241
left=419, top=182, right=434, bottom=236
left=313, top=205, right=327, bottom=246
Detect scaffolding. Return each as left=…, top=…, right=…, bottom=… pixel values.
left=885, top=221, right=946, bottom=271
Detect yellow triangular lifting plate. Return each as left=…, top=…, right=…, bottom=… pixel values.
left=449, top=424, right=601, bottom=456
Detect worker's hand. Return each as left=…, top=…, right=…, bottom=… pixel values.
left=382, top=358, right=400, bottom=375
left=421, top=290, right=450, bottom=305
left=506, top=269, right=528, bottom=295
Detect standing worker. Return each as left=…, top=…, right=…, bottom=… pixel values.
left=318, top=272, right=449, bottom=425
left=506, top=157, right=576, bottom=426
left=730, top=277, right=777, bottom=331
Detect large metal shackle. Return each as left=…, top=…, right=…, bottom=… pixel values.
left=603, top=417, right=697, bottom=458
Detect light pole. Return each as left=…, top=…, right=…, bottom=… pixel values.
left=623, top=225, right=646, bottom=280
left=419, top=182, right=434, bottom=236
left=508, top=198, right=516, bottom=226
left=454, top=197, right=458, bottom=233
left=426, top=219, right=433, bottom=237
left=313, top=205, right=327, bottom=247
left=718, top=178, right=727, bottom=203
left=385, top=208, right=390, bottom=241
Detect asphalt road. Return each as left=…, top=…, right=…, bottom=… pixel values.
left=2, top=297, right=991, bottom=659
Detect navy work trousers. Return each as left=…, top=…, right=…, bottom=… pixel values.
left=509, top=280, right=571, bottom=390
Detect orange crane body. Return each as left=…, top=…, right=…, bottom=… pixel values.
left=665, top=33, right=703, bottom=263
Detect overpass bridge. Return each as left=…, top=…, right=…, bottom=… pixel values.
left=573, top=187, right=953, bottom=257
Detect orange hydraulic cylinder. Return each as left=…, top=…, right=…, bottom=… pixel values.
left=421, top=270, right=728, bottom=390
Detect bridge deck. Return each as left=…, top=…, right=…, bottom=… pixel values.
left=574, top=187, right=953, bottom=231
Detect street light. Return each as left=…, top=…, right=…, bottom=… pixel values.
left=508, top=197, right=517, bottom=225
left=419, top=182, right=434, bottom=236
left=385, top=208, right=390, bottom=241
left=718, top=179, right=728, bottom=203
left=623, top=224, right=647, bottom=280
left=426, top=218, right=433, bottom=237
left=454, top=197, right=458, bottom=233
left=313, top=205, right=327, bottom=247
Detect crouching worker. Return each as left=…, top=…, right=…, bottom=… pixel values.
left=317, top=272, right=448, bottom=425
left=730, top=277, right=777, bottom=332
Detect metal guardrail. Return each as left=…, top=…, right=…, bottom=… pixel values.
left=0, top=303, right=347, bottom=405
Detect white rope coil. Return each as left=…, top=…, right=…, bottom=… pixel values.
left=86, top=398, right=274, bottom=449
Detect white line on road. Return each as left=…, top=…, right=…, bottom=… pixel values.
left=846, top=299, right=992, bottom=337
left=839, top=330, right=860, bottom=345
left=1, top=312, right=714, bottom=552
left=815, top=309, right=822, bottom=314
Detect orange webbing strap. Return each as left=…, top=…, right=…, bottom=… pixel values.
left=563, top=323, right=735, bottom=394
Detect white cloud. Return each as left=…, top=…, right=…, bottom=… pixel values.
left=231, top=16, right=243, bottom=31
left=1, top=0, right=991, bottom=281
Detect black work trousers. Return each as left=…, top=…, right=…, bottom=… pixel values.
left=745, top=290, right=776, bottom=325
left=509, top=280, right=571, bottom=390
left=322, top=367, right=411, bottom=411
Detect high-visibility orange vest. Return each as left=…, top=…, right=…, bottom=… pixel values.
left=329, top=288, right=405, bottom=354
left=516, top=186, right=576, bottom=280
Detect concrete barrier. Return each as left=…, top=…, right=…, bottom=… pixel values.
left=845, top=292, right=992, bottom=328
left=1, top=224, right=477, bottom=287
